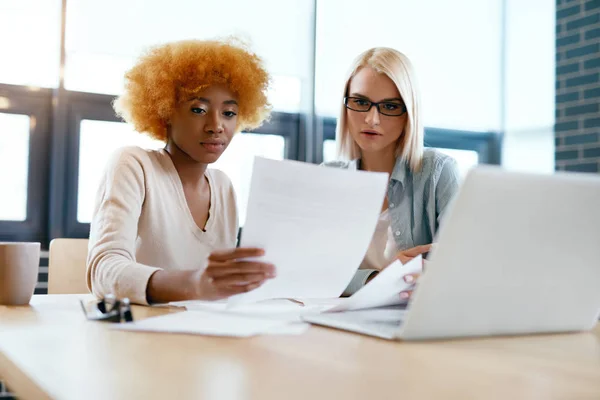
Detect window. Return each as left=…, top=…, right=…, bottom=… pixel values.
left=323, top=139, right=337, bottom=163
left=502, top=0, right=555, bottom=173
left=2, top=0, right=558, bottom=248
left=315, top=0, right=503, bottom=131
left=0, top=86, right=52, bottom=242
left=0, top=0, right=61, bottom=88
left=64, top=0, right=313, bottom=112
left=0, top=113, right=30, bottom=221
left=433, top=148, right=479, bottom=179
left=505, top=0, right=554, bottom=132
left=77, top=120, right=163, bottom=223
left=212, top=133, right=286, bottom=225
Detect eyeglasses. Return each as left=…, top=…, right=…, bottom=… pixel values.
left=80, top=295, right=134, bottom=323
left=344, top=96, right=407, bottom=117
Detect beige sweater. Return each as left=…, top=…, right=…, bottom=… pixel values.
left=86, top=146, right=238, bottom=305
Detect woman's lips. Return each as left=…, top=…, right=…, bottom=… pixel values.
left=360, top=130, right=382, bottom=139
left=200, top=142, right=225, bottom=152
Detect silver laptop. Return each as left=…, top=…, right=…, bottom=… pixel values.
left=304, top=166, right=600, bottom=340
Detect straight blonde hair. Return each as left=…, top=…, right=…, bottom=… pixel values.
left=336, top=47, right=424, bottom=171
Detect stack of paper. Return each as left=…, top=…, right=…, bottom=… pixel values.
left=116, top=257, right=422, bottom=337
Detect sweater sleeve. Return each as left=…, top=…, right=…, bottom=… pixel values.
left=86, top=147, right=161, bottom=305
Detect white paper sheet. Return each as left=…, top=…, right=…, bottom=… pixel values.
left=170, top=298, right=339, bottom=322
left=263, top=322, right=310, bottom=335
left=172, top=298, right=306, bottom=313
left=229, top=157, right=388, bottom=304
left=326, top=256, right=423, bottom=312
left=113, top=310, right=307, bottom=337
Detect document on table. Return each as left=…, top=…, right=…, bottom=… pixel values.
left=170, top=298, right=337, bottom=322
left=171, top=257, right=421, bottom=321
left=229, top=157, right=388, bottom=304
left=114, top=310, right=309, bottom=337
left=172, top=298, right=338, bottom=314
left=325, top=256, right=423, bottom=312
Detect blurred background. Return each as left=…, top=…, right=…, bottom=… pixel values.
left=1, top=0, right=598, bottom=257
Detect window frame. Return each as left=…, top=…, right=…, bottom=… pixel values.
left=0, top=84, right=52, bottom=243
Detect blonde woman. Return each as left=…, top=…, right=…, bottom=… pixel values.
left=87, top=39, right=276, bottom=305
left=326, top=47, right=460, bottom=297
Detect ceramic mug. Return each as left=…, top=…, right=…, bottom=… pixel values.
left=0, top=242, right=40, bottom=305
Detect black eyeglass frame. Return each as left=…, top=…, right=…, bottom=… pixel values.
left=343, top=96, right=407, bottom=117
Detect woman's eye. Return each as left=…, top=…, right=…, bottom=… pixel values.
left=223, top=111, right=237, bottom=118
left=383, top=103, right=400, bottom=110
left=353, top=98, right=369, bottom=106
left=191, top=107, right=206, bottom=114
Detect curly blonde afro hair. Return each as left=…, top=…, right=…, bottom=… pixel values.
left=114, top=38, right=272, bottom=141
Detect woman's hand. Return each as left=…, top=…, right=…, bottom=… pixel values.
left=193, top=248, right=276, bottom=300
left=394, top=244, right=431, bottom=301
left=399, top=272, right=419, bottom=301
left=395, top=244, right=432, bottom=264
left=363, top=244, right=432, bottom=298
left=146, top=247, right=276, bottom=304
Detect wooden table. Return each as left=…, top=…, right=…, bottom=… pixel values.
left=1, top=295, right=599, bottom=400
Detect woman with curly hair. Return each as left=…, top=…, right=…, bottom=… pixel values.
left=86, top=39, right=276, bottom=305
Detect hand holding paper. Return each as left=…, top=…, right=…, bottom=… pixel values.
left=395, top=244, right=433, bottom=265
left=326, top=256, right=423, bottom=312
left=229, top=157, right=388, bottom=304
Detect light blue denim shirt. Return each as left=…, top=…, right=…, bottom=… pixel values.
left=324, top=149, right=461, bottom=295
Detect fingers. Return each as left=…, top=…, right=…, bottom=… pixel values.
left=202, top=248, right=277, bottom=300
left=399, top=273, right=420, bottom=301
left=401, top=244, right=432, bottom=258
left=397, top=244, right=432, bottom=264
left=403, top=273, right=420, bottom=284
left=208, top=247, right=265, bottom=262
left=397, top=254, right=412, bottom=264
left=217, top=281, right=265, bottom=297
left=212, top=273, right=270, bottom=288
left=206, top=262, right=276, bottom=278
left=399, top=290, right=413, bottom=300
